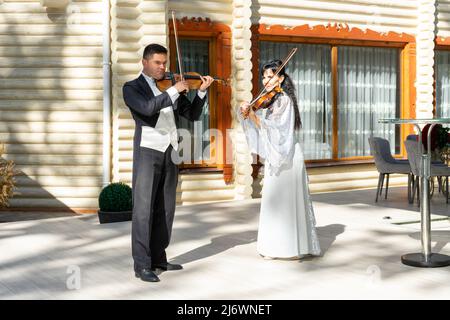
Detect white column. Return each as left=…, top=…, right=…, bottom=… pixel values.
left=415, top=0, right=436, bottom=119
left=231, top=0, right=254, bottom=200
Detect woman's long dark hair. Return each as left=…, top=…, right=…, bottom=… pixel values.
left=261, top=59, right=302, bottom=130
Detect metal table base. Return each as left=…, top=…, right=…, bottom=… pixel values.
left=379, top=118, right=450, bottom=268
left=401, top=253, right=450, bottom=268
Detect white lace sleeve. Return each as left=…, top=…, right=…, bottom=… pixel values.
left=259, top=93, right=296, bottom=174
left=236, top=107, right=266, bottom=159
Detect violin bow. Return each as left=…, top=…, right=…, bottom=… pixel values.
left=248, top=47, right=298, bottom=107
left=171, top=10, right=184, bottom=81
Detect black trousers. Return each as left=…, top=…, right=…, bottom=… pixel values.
left=131, top=145, right=178, bottom=270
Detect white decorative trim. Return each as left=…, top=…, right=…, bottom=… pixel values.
left=231, top=0, right=253, bottom=200
left=416, top=0, right=436, bottom=119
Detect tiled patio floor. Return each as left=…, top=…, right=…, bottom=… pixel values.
left=0, top=187, right=449, bottom=299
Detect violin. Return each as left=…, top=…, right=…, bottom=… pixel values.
left=251, top=86, right=283, bottom=111
left=156, top=71, right=229, bottom=92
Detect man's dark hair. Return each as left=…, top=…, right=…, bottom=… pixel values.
left=143, top=43, right=167, bottom=59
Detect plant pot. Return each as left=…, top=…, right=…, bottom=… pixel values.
left=98, top=210, right=132, bottom=224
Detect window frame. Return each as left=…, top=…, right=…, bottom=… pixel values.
left=169, top=18, right=233, bottom=182
left=170, top=36, right=217, bottom=169
left=251, top=24, right=416, bottom=164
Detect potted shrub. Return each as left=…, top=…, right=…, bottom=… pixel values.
left=98, top=182, right=133, bottom=224
left=421, top=124, right=450, bottom=161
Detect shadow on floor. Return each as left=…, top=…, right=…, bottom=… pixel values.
left=168, top=224, right=346, bottom=267
left=0, top=211, right=81, bottom=223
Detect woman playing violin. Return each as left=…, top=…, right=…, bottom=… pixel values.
left=238, top=59, right=321, bottom=260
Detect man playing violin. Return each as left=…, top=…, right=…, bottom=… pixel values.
left=122, top=43, right=214, bottom=283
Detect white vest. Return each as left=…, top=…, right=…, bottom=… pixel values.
left=140, top=73, right=179, bottom=152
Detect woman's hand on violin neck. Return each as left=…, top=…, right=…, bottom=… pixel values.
left=199, top=75, right=214, bottom=92
left=174, top=80, right=189, bottom=94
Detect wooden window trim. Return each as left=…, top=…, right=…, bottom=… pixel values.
left=251, top=23, right=415, bottom=44
left=179, top=167, right=224, bottom=174
left=306, top=159, right=375, bottom=168
left=436, top=37, right=450, bottom=47
left=252, top=23, right=416, bottom=164
left=169, top=18, right=233, bottom=183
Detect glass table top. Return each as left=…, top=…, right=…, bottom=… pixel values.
left=378, top=118, right=450, bottom=124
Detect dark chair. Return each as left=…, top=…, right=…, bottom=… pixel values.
left=404, top=139, right=449, bottom=205
left=368, top=137, right=412, bottom=202
left=405, top=134, right=447, bottom=196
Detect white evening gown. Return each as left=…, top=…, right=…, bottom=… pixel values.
left=238, top=92, right=321, bottom=258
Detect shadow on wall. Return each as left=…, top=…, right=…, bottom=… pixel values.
left=0, top=1, right=102, bottom=216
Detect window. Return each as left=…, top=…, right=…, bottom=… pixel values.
left=338, top=46, right=400, bottom=157
left=177, top=39, right=211, bottom=164
left=171, top=37, right=221, bottom=169
left=259, top=41, right=401, bottom=160
left=169, top=18, right=233, bottom=182
left=435, top=50, right=450, bottom=119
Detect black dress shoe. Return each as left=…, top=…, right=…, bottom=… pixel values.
left=135, top=268, right=160, bottom=282
left=151, top=262, right=183, bottom=271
